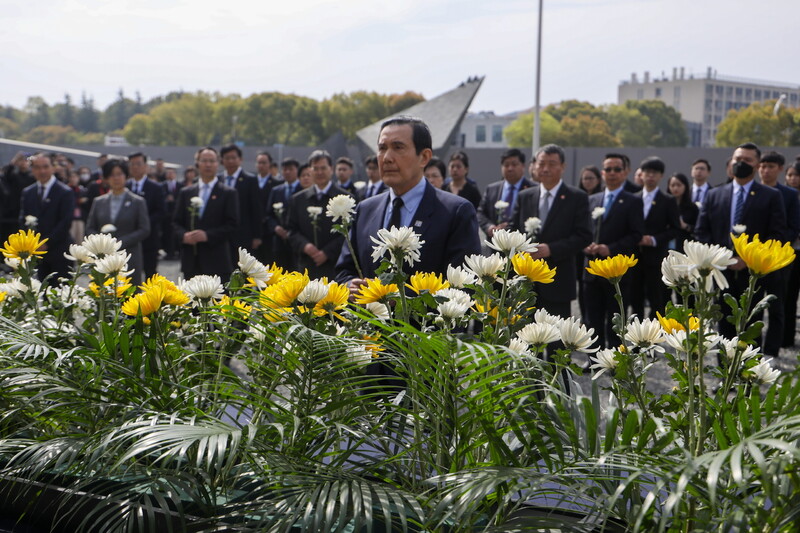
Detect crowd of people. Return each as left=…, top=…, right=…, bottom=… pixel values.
left=2, top=116, right=800, bottom=356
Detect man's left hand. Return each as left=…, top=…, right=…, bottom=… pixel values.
left=530, top=243, right=551, bottom=259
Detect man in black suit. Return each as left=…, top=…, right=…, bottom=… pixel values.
left=1, top=151, right=34, bottom=244
left=20, top=153, right=75, bottom=282
left=253, top=151, right=283, bottom=265
left=336, top=116, right=481, bottom=285
left=510, top=144, right=591, bottom=318
left=690, top=158, right=713, bottom=206
left=173, top=147, right=240, bottom=282
left=220, top=144, right=263, bottom=257
left=620, top=154, right=643, bottom=193
left=628, top=157, right=680, bottom=319
left=265, top=159, right=301, bottom=270
left=357, top=155, right=386, bottom=202
left=695, top=143, right=788, bottom=349
left=128, top=152, right=167, bottom=279
left=287, top=151, right=348, bottom=279
left=161, top=167, right=182, bottom=259
left=583, top=153, right=645, bottom=349
left=478, top=148, right=535, bottom=241
left=334, top=157, right=357, bottom=196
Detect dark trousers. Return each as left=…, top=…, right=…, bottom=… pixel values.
left=629, top=262, right=670, bottom=320
left=783, top=256, right=800, bottom=347
left=763, top=267, right=787, bottom=356
left=538, top=297, right=571, bottom=320
left=718, top=269, right=771, bottom=352
left=583, top=277, right=628, bottom=350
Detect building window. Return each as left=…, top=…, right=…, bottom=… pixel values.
left=755, top=89, right=762, bottom=100
left=717, top=85, right=724, bottom=96
left=725, top=86, right=733, bottom=98
left=791, top=93, right=798, bottom=104
left=655, top=87, right=662, bottom=97
left=476, top=125, right=486, bottom=143
left=705, top=98, right=712, bottom=111
left=773, top=91, right=781, bottom=99
left=491, top=124, right=503, bottom=143
left=637, top=89, right=644, bottom=99
left=745, top=88, right=752, bottom=100
left=706, top=84, right=713, bottom=95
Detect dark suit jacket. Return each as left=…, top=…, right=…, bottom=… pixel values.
left=695, top=181, right=787, bottom=248
left=173, top=181, right=240, bottom=278
left=20, top=179, right=74, bottom=275
left=162, top=180, right=183, bottom=218
left=443, top=180, right=482, bottom=209
left=510, top=183, right=591, bottom=301
left=128, top=177, right=166, bottom=252
left=221, top=171, right=263, bottom=250
left=477, top=178, right=535, bottom=232
left=776, top=183, right=800, bottom=244
left=357, top=181, right=387, bottom=202
left=287, top=183, right=349, bottom=279
left=335, top=181, right=481, bottom=282
left=584, top=189, right=645, bottom=281
left=637, top=189, right=681, bottom=266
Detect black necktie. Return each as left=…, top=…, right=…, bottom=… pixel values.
left=389, top=197, right=404, bottom=228
left=38, top=184, right=44, bottom=202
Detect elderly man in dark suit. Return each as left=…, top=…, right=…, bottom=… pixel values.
left=510, top=144, right=592, bottom=319
left=220, top=144, right=263, bottom=257
left=287, top=151, right=348, bottom=279
left=628, top=156, right=680, bottom=320
left=173, top=147, right=240, bottom=283
left=583, top=153, right=645, bottom=349
left=20, top=153, right=75, bottom=282
left=127, top=152, right=166, bottom=279
left=478, top=148, right=535, bottom=242
left=695, top=143, right=787, bottom=352
left=335, top=116, right=481, bottom=285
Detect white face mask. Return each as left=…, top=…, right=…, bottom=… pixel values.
left=80, top=173, right=91, bottom=180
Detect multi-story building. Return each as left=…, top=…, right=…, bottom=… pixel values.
left=457, top=111, right=518, bottom=148
left=618, top=67, right=800, bottom=147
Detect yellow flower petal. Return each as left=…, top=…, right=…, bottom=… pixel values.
left=0, top=229, right=48, bottom=260
left=354, top=278, right=398, bottom=305
left=586, top=254, right=638, bottom=281
left=405, top=272, right=450, bottom=295
left=511, top=253, right=556, bottom=283
left=731, top=233, right=796, bottom=275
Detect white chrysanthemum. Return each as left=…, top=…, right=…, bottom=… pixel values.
left=464, top=253, right=506, bottom=280
left=591, top=207, right=605, bottom=220
left=436, top=288, right=473, bottom=307
left=559, top=317, right=598, bottom=353
left=82, top=233, right=122, bottom=258
left=24, top=215, right=38, bottom=228
left=326, top=194, right=356, bottom=223
left=534, top=308, right=560, bottom=326
left=182, top=275, right=224, bottom=300
left=718, top=337, right=759, bottom=362
left=494, top=200, right=509, bottom=212
left=517, top=322, right=560, bottom=346
left=661, top=251, right=700, bottom=288
left=446, top=265, right=477, bottom=288
left=353, top=181, right=367, bottom=191
left=624, top=317, right=665, bottom=352
left=272, top=202, right=284, bottom=211
left=524, top=217, right=542, bottom=235
left=370, top=226, right=424, bottom=267
left=347, top=343, right=372, bottom=365
left=190, top=196, right=204, bottom=208
left=366, top=302, right=391, bottom=320
left=750, top=358, right=781, bottom=385
left=682, top=241, right=736, bottom=291
left=438, top=299, right=472, bottom=319
left=732, top=224, right=747, bottom=235
left=307, top=206, right=323, bottom=217
left=508, top=338, right=530, bottom=356
left=662, top=329, right=720, bottom=356
left=248, top=326, right=266, bottom=343
left=3, top=278, right=41, bottom=298
left=591, top=348, right=618, bottom=379
left=94, top=252, right=133, bottom=277
left=486, top=228, right=538, bottom=255
left=64, top=244, right=94, bottom=264
left=297, top=279, right=329, bottom=305
left=100, top=224, right=117, bottom=233
left=4, top=257, right=24, bottom=270
left=237, top=248, right=271, bottom=288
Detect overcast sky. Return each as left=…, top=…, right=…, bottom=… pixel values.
left=3, top=0, right=797, bottom=115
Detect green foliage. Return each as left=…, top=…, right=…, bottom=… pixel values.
left=716, top=99, right=800, bottom=147
left=503, top=111, right=560, bottom=148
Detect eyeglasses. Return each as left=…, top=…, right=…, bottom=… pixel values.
left=603, top=167, right=624, bottom=173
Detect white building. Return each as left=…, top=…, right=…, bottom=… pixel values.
left=618, top=67, right=800, bottom=147
left=457, top=111, right=518, bottom=148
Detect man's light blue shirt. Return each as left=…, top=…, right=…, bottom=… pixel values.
left=383, top=177, right=427, bottom=228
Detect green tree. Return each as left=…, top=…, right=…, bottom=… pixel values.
left=319, top=91, right=391, bottom=140
left=555, top=115, right=620, bottom=147
left=54, top=93, right=76, bottom=128
left=621, top=100, right=687, bottom=146
left=503, top=111, right=561, bottom=148
left=76, top=92, right=99, bottom=132
left=387, top=91, right=426, bottom=114
left=0, top=117, right=20, bottom=138
left=23, top=96, right=51, bottom=130
left=544, top=99, right=605, bottom=122
left=123, top=113, right=150, bottom=145
left=102, top=89, right=136, bottom=132
left=606, top=104, right=652, bottom=147
left=22, top=125, right=80, bottom=144
left=716, top=100, right=799, bottom=147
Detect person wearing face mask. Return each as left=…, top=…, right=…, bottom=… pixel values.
left=695, top=142, right=788, bottom=350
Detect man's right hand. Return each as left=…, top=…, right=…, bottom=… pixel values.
left=347, top=278, right=367, bottom=300
left=275, top=226, right=288, bottom=239
left=487, top=222, right=508, bottom=238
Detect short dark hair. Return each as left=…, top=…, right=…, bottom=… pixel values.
left=335, top=156, right=354, bottom=169
left=501, top=148, right=525, bottom=165
left=102, top=159, right=129, bottom=179
left=692, top=158, right=711, bottom=172
left=364, top=155, right=378, bottom=167
left=640, top=156, right=665, bottom=174
left=308, top=149, right=333, bottom=167
left=736, top=142, right=761, bottom=161
left=380, top=115, right=432, bottom=154
left=66, top=157, right=75, bottom=165
left=281, top=157, right=299, bottom=169
left=194, top=146, right=219, bottom=162
left=297, top=163, right=310, bottom=176
left=128, top=152, right=148, bottom=164
left=183, top=167, right=196, bottom=179
left=449, top=151, right=470, bottom=168
left=425, top=157, right=447, bottom=178
left=29, top=152, right=55, bottom=165
left=789, top=160, right=800, bottom=175
left=535, top=144, right=565, bottom=164
left=604, top=153, right=629, bottom=169
left=220, top=144, right=243, bottom=158
left=760, top=150, right=785, bottom=166
left=257, top=151, right=273, bottom=164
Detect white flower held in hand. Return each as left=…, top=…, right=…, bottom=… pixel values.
left=326, top=194, right=356, bottom=223
left=732, top=224, right=747, bottom=235
left=353, top=181, right=367, bottom=191
left=190, top=196, right=204, bottom=209
left=100, top=224, right=117, bottom=234
left=524, top=217, right=542, bottom=235
left=494, top=200, right=509, bottom=212
left=307, top=206, right=323, bottom=218
left=370, top=226, right=424, bottom=267
left=592, top=207, right=605, bottom=220
left=272, top=202, right=284, bottom=212
left=24, top=215, right=38, bottom=228
left=486, top=228, right=538, bottom=255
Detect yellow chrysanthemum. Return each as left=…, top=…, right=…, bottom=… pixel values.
left=405, top=272, right=450, bottom=295
left=363, top=334, right=385, bottom=358
left=162, top=287, right=190, bottom=306
left=139, top=273, right=189, bottom=306
left=0, top=291, right=6, bottom=304
left=89, top=275, right=132, bottom=297
left=316, top=281, right=349, bottom=313
left=511, top=253, right=557, bottom=283
left=122, top=285, right=165, bottom=317
left=656, top=312, right=700, bottom=334
left=259, top=271, right=309, bottom=308
left=264, top=263, right=286, bottom=286
left=218, top=294, right=253, bottom=316
left=731, top=233, right=796, bottom=276
left=354, top=278, right=399, bottom=305
left=1, top=229, right=48, bottom=260
left=586, top=254, right=638, bottom=281
left=473, top=302, right=520, bottom=324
